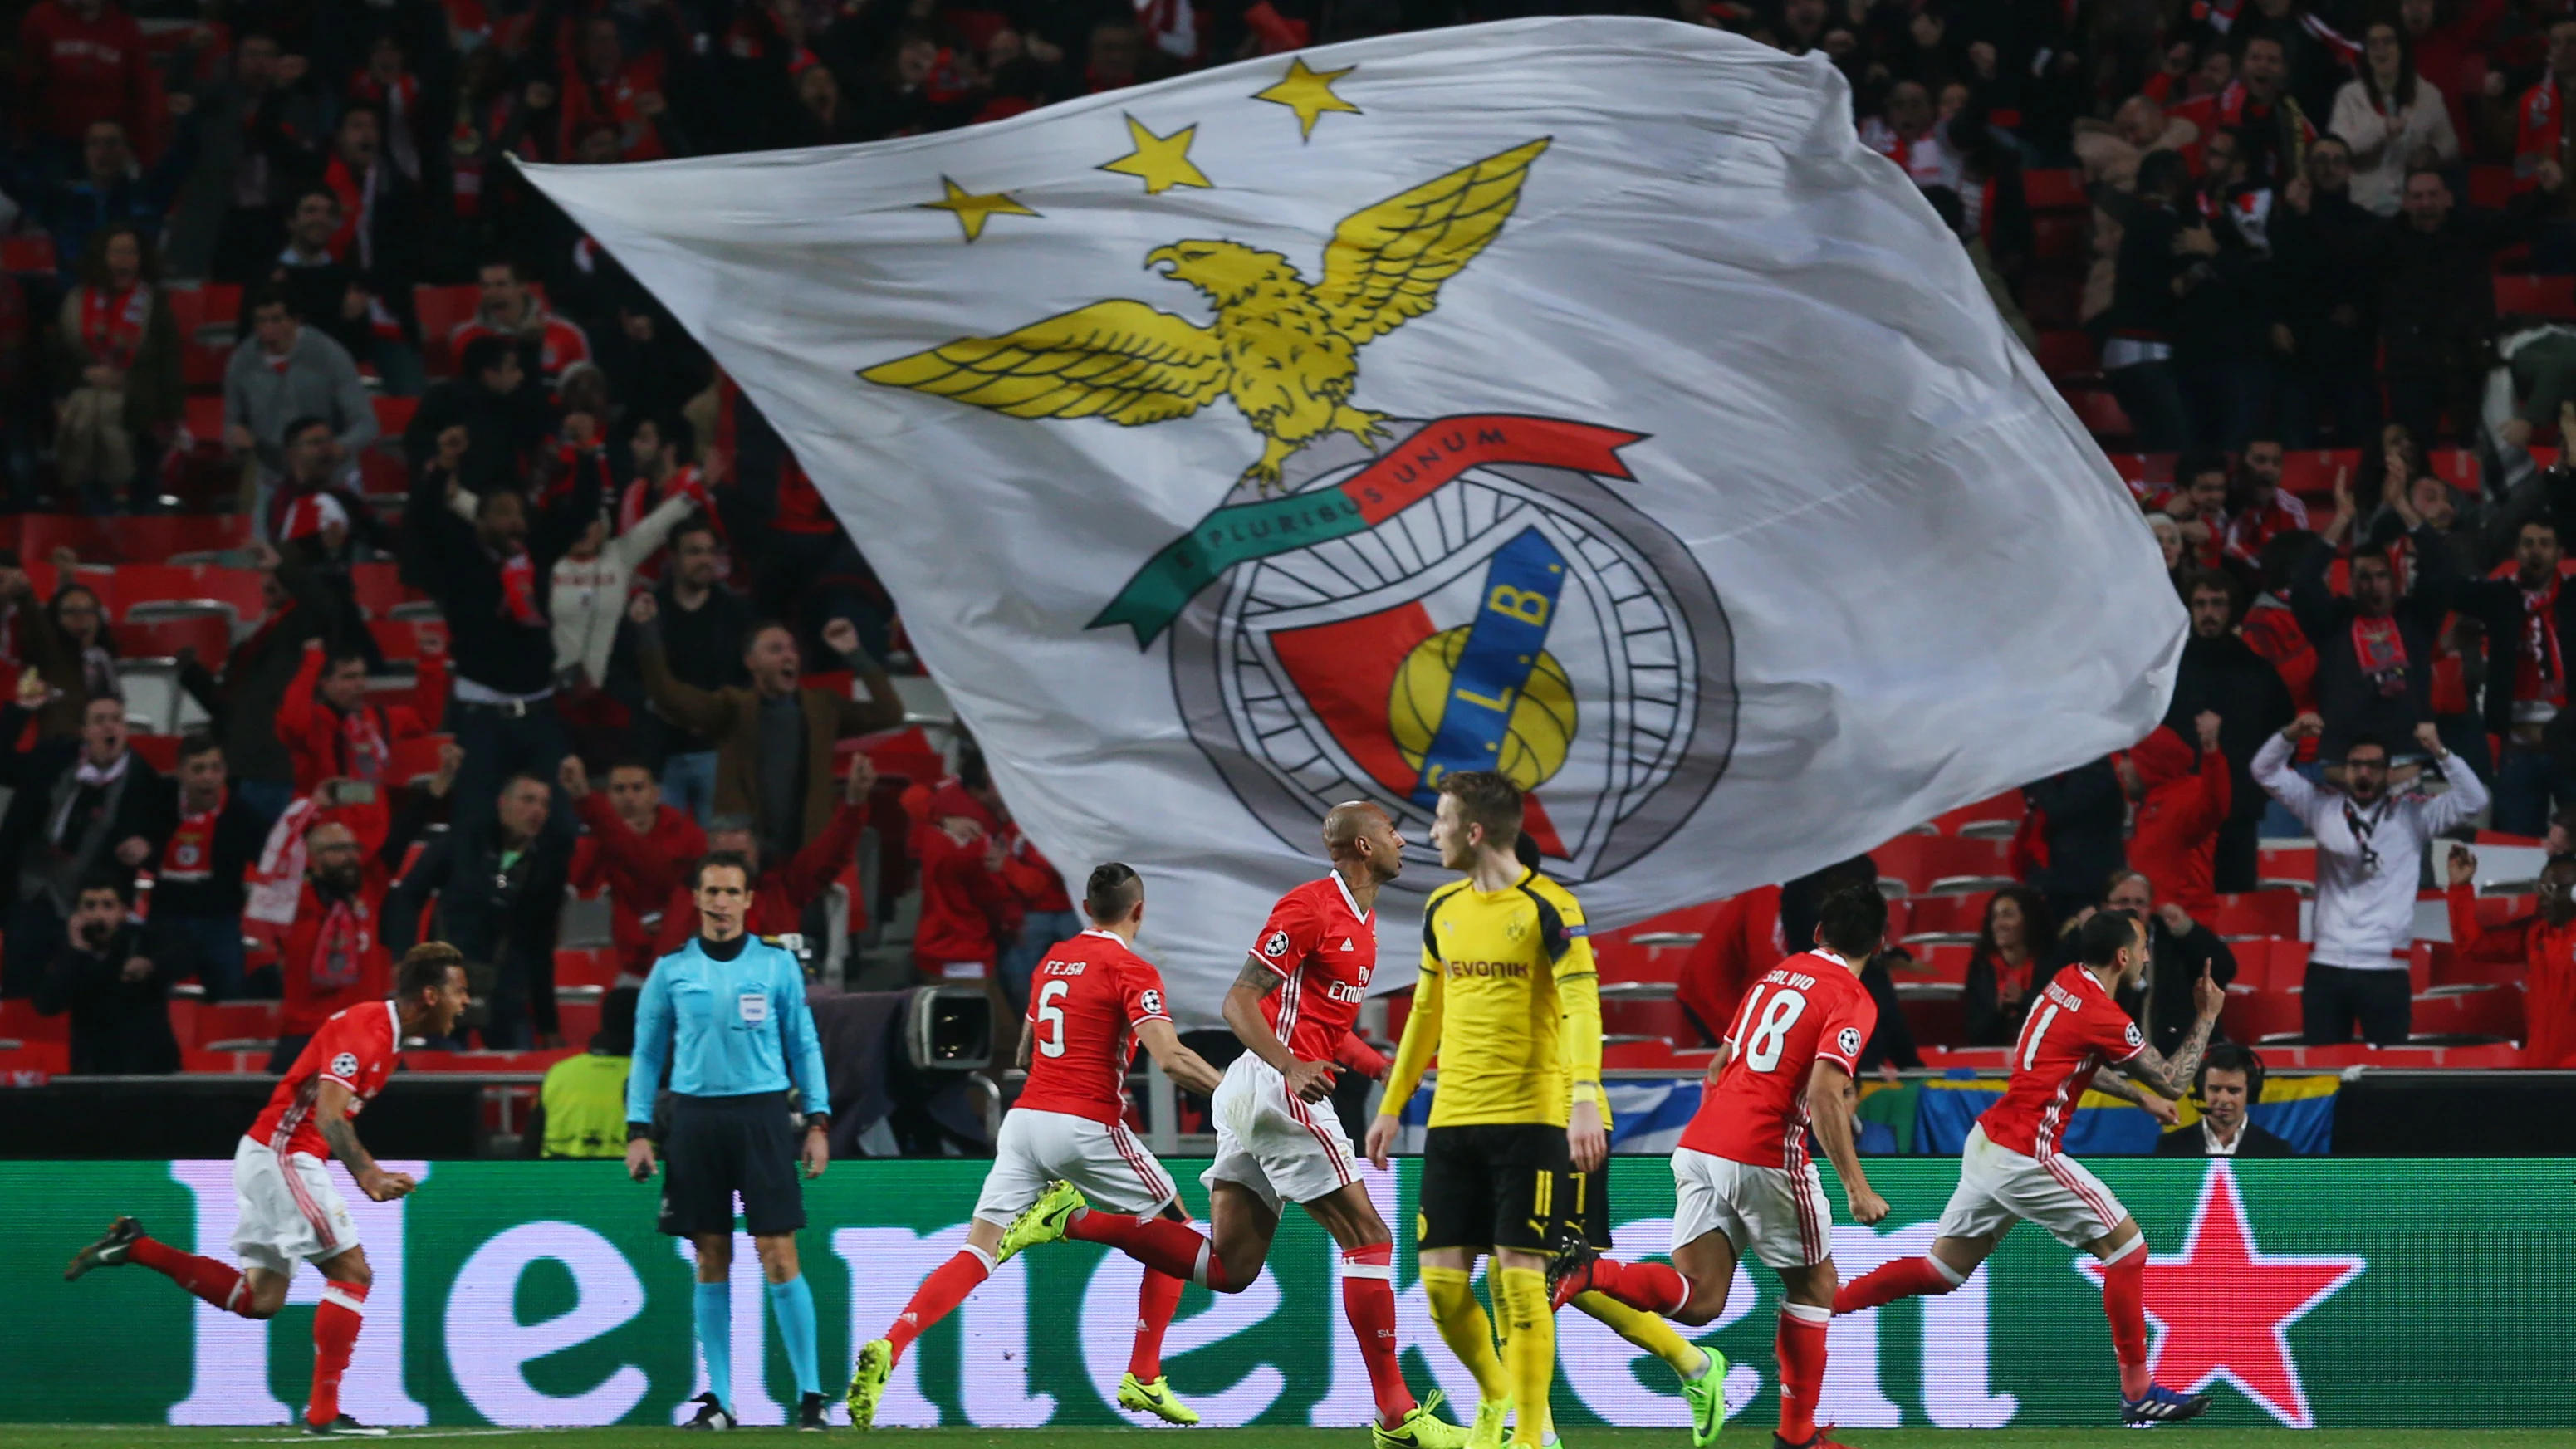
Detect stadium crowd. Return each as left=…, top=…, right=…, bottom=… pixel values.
left=0, top=0, right=2572, bottom=1116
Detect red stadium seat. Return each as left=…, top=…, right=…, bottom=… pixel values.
left=2467, top=164, right=2515, bottom=212
left=20, top=514, right=253, bottom=566
left=389, top=732, right=453, bottom=786
left=127, top=732, right=182, bottom=772
left=555, top=947, right=621, bottom=991
left=348, top=561, right=424, bottom=619
left=120, top=612, right=234, bottom=664
left=1871, top=835, right=2015, bottom=896
left=2063, top=388, right=2133, bottom=440
left=2277, top=448, right=2361, bottom=502
left=0, top=996, right=68, bottom=1044
left=1928, top=791, right=2025, bottom=839
left=2034, top=329, right=2098, bottom=379
left=2495, top=272, right=2576, bottom=320
left=2030, top=214, right=2090, bottom=265
left=0, top=234, right=56, bottom=275
left=2021, top=168, right=2086, bottom=212
left=115, top=563, right=272, bottom=624
left=2427, top=448, right=2479, bottom=492
left=2256, top=845, right=2316, bottom=894
left=414, top=284, right=482, bottom=376
left=1899, top=893, right=1992, bottom=942
left=164, top=283, right=242, bottom=390
left=2211, top=890, right=2302, bottom=940
left=1903, top=942, right=1971, bottom=986
left=1599, top=993, right=1697, bottom=1043
left=372, top=395, right=419, bottom=438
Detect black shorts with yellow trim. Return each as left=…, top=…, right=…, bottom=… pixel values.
left=1562, top=1162, right=1613, bottom=1251
left=1416, top=1123, right=1573, bottom=1253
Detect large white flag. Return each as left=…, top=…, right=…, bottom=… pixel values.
left=524, top=17, right=2180, bottom=1014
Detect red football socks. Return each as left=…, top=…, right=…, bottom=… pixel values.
left=129, top=1235, right=254, bottom=1317
left=1340, top=1245, right=1416, bottom=1426
left=1775, top=1303, right=1831, bottom=1443
left=1065, top=1210, right=1229, bottom=1290
left=1833, top=1255, right=1964, bottom=1314
left=886, top=1246, right=993, bottom=1362
left=306, top=1280, right=367, bottom=1427
left=1129, top=1270, right=1183, bottom=1381
left=2100, top=1246, right=2151, bottom=1400
left=1582, top=1256, right=1690, bottom=1316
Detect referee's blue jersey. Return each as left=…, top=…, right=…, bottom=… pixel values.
left=628, top=935, right=830, bottom=1123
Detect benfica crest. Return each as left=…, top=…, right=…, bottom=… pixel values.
left=1145, top=414, right=1736, bottom=890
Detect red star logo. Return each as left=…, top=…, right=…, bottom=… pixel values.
left=2079, top=1162, right=2363, bottom=1427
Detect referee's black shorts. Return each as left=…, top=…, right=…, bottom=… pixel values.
left=1417, top=1123, right=1572, bottom=1254
left=658, top=1092, right=806, bottom=1237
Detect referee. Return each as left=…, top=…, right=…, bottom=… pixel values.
left=627, top=851, right=832, bottom=1432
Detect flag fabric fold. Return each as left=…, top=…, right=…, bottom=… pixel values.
left=521, top=17, right=2181, bottom=1016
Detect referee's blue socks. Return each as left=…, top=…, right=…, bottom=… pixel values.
left=693, top=1280, right=733, bottom=1411
left=769, top=1274, right=821, bottom=1396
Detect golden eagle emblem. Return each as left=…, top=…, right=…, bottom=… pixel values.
left=860, top=137, right=1550, bottom=491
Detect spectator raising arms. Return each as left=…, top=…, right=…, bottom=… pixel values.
left=629, top=596, right=901, bottom=867
left=2255, top=713, right=2486, bottom=1045
left=2123, top=713, right=2232, bottom=919
left=561, top=755, right=708, bottom=980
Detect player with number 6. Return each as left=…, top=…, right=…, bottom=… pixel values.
left=1547, top=886, right=1891, bottom=1449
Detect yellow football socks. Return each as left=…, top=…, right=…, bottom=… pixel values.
left=1422, top=1266, right=1511, bottom=1402
left=1494, top=1266, right=1555, bottom=1447
left=1574, top=1290, right=1707, bottom=1380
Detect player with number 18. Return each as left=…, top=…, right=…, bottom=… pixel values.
left=1547, top=888, right=1892, bottom=1449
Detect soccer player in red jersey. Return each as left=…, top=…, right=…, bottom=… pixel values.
left=1832, top=908, right=2225, bottom=1427
left=1550, top=888, right=1891, bottom=1449
left=849, top=864, right=1232, bottom=1429
left=65, top=945, right=470, bottom=1438
left=1009, top=802, right=1465, bottom=1449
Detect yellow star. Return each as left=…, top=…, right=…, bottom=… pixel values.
left=1098, top=114, right=1214, bottom=196
left=1253, top=56, right=1360, bottom=141
left=918, top=176, right=1039, bottom=242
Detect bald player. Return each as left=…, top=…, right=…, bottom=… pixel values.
left=1011, top=802, right=1464, bottom=1449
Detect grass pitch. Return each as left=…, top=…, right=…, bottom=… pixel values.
left=0, top=1429, right=2551, bottom=1448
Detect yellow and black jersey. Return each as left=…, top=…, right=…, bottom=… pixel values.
left=1383, top=867, right=1603, bottom=1128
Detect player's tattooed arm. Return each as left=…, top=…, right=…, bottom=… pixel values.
left=315, top=1079, right=415, bottom=1202
left=1222, top=954, right=1336, bottom=1099
left=2120, top=1011, right=2217, bottom=1100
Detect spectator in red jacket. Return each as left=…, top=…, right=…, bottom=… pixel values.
left=644, top=755, right=874, bottom=962
left=2125, top=712, right=2231, bottom=917
left=1673, top=882, right=1780, bottom=1046
left=908, top=747, right=1021, bottom=983
left=995, top=829, right=1073, bottom=1012
left=2446, top=847, right=2576, bottom=1068
left=561, top=754, right=707, bottom=979
left=16, top=0, right=157, bottom=164
left=275, top=639, right=444, bottom=856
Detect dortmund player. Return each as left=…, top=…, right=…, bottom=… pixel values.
left=1508, top=835, right=1728, bottom=1447
left=1363, top=771, right=1604, bottom=1449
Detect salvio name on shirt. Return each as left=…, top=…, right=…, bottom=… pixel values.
left=1762, top=969, right=1819, bottom=990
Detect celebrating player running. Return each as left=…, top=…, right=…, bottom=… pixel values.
left=1550, top=888, right=1888, bottom=1449
left=65, top=945, right=471, bottom=1438
left=1833, top=907, right=2224, bottom=1427
left=850, top=864, right=1232, bottom=1430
